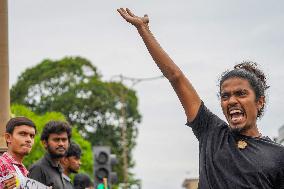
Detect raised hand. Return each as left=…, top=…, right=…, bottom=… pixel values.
left=117, top=8, right=149, bottom=29
left=117, top=7, right=201, bottom=122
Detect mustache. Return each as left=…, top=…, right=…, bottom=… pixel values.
left=47, top=146, right=67, bottom=158
left=56, top=147, right=66, bottom=150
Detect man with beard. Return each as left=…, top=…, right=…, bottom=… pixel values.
left=117, top=8, right=284, bottom=189
left=0, top=117, right=36, bottom=189
left=29, top=121, right=71, bottom=188
left=60, top=142, right=82, bottom=189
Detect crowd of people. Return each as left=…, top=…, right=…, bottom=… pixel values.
left=0, top=117, right=94, bottom=189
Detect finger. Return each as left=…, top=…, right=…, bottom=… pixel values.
left=117, top=8, right=137, bottom=24
left=126, top=8, right=136, bottom=17
left=4, top=181, right=16, bottom=189
left=119, top=8, right=129, bottom=15
left=143, top=14, right=150, bottom=24
left=4, top=177, right=16, bottom=187
left=5, top=182, right=16, bottom=188
left=117, top=8, right=130, bottom=20
left=117, top=8, right=126, bottom=15
left=7, top=183, right=16, bottom=189
left=117, top=8, right=124, bottom=15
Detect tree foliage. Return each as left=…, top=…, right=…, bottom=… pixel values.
left=11, top=104, right=93, bottom=176
left=11, top=57, right=141, bottom=182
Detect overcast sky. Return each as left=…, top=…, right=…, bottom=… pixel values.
left=8, top=1, right=284, bottom=188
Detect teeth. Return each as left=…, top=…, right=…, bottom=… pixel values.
left=229, top=109, right=242, bottom=114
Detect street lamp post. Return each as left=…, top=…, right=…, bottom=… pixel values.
left=119, top=83, right=129, bottom=189
left=0, top=0, right=9, bottom=153
left=112, top=75, right=163, bottom=189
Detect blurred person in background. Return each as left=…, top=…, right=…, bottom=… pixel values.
left=60, top=142, right=82, bottom=189
left=74, top=173, right=94, bottom=189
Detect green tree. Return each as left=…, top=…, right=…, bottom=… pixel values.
left=11, top=104, right=93, bottom=176
left=11, top=56, right=141, bottom=182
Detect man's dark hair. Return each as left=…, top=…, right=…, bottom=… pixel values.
left=40, top=121, right=72, bottom=141
left=66, top=142, right=82, bottom=158
left=219, top=61, right=269, bottom=118
left=74, top=173, right=93, bottom=189
left=6, top=117, right=37, bottom=134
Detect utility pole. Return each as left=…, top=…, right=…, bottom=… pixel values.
left=119, top=82, right=129, bottom=189
left=112, top=75, right=163, bottom=189
left=0, top=0, right=9, bottom=153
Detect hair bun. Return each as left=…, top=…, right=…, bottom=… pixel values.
left=234, top=61, right=269, bottom=90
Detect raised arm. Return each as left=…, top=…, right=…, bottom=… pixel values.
left=117, top=8, right=201, bottom=122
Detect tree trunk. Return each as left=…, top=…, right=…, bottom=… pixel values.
left=0, top=0, right=9, bottom=153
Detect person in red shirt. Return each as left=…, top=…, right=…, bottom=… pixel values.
left=0, top=117, right=36, bottom=189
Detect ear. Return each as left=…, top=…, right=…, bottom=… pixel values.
left=5, top=133, right=12, bottom=145
left=60, top=157, right=67, bottom=164
left=41, top=140, right=48, bottom=149
left=60, top=157, right=69, bottom=167
left=256, top=96, right=265, bottom=112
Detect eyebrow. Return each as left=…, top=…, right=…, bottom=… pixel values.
left=52, top=136, right=68, bottom=139
left=221, top=88, right=248, bottom=93
left=18, top=130, right=35, bottom=134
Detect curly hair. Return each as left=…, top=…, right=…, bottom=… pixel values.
left=219, top=61, right=269, bottom=118
left=65, top=142, right=82, bottom=158
left=40, top=121, right=72, bottom=141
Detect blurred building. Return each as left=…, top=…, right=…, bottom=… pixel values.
left=277, top=124, right=284, bottom=145
left=182, top=178, right=199, bottom=189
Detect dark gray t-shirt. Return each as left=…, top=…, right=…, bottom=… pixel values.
left=186, top=102, right=284, bottom=189
left=28, top=153, right=66, bottom=189
left=63, top=174, right=74, bottom=189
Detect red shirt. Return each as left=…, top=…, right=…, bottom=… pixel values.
left=0, top=152, right=28, bottom=187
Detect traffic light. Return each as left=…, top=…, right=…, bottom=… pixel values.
left=93, top=146, right=118, bottom=189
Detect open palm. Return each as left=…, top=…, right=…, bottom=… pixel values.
left=117, top=8, right=149, bottom=28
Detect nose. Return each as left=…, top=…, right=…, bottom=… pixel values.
left=228, top=95, right=238, bottom=106
left=58, top=140, right=64, bottom=146
left=26, top=135, right=32, bottom=143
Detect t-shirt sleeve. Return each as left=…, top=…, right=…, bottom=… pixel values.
left=186, top=101, right=226, bottom=141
